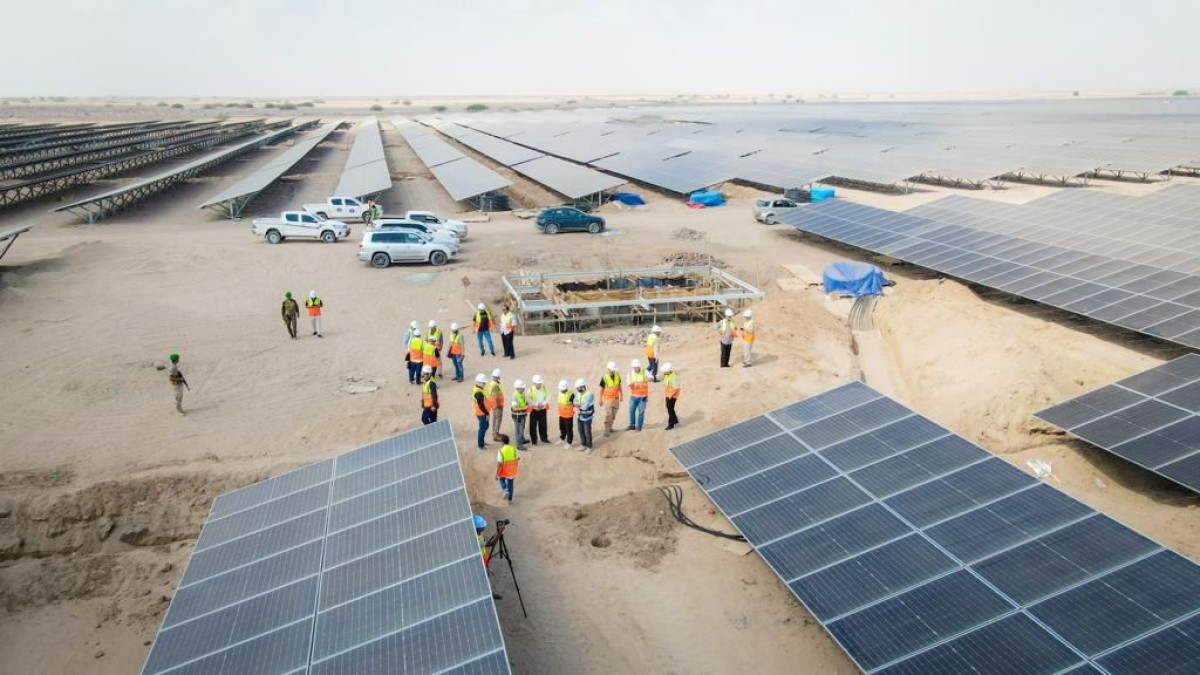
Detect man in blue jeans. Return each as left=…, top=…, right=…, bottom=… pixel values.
left=575, top=378, right=595, bottom=450
left=627, top=359, right=650, bottom=431
left=474, top=303, right=496, bottom=356
left=472, top=373, right=489, bottom=450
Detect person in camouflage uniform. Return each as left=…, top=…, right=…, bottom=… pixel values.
left=281, top=291, right=300, bottom=339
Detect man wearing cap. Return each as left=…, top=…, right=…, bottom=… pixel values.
left=407, top=328, right=424, bottom=385
left=472, top=374, right=490, bottom=450
left=496, top=434, right=519, bottom=504
left=486, top=369, right=506, bottom=442
left=306, top=290, right=324, bottom=338
left=645, top=325, right=663, bottom=382
left=447, top=323, right=466, bottom=382
left=575, top=379, right=595, bottom=451
left=740, top=309, right=756, bottom=367
left=511, top=379, right=530, bottom=450
left=627, top=359, right=650, bottom=431
left=281, top=291, right=300, bottom=340
left=168, top=352, right=189, bottom=415
left=474, top=303, right=496, bottom=357
left=499, top=304, right=519, bottom=359
left=598, top=362, right=622, bottom=436
left=420, top=366, right=439, bottom=425
left=557, top=379, right=575, bottom=447
left=663, top=363, right=681, bottom=430
left=716, top=308, right=735, bottom=367
left=529, top=375, right=550, bottom=445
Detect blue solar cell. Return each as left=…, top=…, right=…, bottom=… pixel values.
left=689, top=432, right=808, bottom=489
left=1159, top=451, right=1200, bottom=491
left=1160, top=381, right=1200, bottom=413
left=884, top=459, right=1033, bottom=528
left=758, top=503, right=910, bottom=580
left=849, top=435, right=981, bottom=498
left=875, top=613, right=1084, bottom=675
left=733, top=476, right=872, bottom=543
left=706, top=452, right=837, bottom=515
left=1097, top=613, right=1200, bottom=675
left=819, top=432, right=902, bottom=471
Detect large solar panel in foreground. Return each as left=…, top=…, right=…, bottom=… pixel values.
left=1037, top=354, right=1200, bottom=494
left=142, top=420, right=510, bottom=675
left=670, top=382, right=1200, bottom=674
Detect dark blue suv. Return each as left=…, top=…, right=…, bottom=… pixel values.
left=536, top=207, right=606, bottom=234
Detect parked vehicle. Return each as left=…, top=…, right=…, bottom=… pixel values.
left=753, top=198, right=799, bottom=224
left=536, top=206, right=605, bottom=234
left=252, top=211, right=350, bottom=244
left=403, top=210, right=469, bottom=238
left=303, top=197, right=373, bottom=223
left=358, top=230, right=458, bottom=268
left=374, top=218, right=460, bottom=246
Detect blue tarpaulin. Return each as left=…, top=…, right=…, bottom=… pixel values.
left=687, top=190, right=726, bottom=207
left=823, top=261, right=887, bottom=297
left=609, top=192, right=646, bottom=206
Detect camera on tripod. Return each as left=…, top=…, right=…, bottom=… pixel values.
left=495, top=518, right=511, bottom=527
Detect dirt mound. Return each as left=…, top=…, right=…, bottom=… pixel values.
left=670, top=227, right=707, bottom=241
left=563, top=489, right=677, bottom=568
left=661, top=251, right=728, bottom=268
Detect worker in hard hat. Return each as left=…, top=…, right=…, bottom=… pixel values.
left=422, top=328, right=441, bottom=379
left=627, top=359, right=650, bottom=431
left=499, top=304, right=519, bottom=360
left=557, top=379, right=575, bottom=447
left=511, top=379, right=530, bottom=450
left=529, top=374, right=550, bottom=445
left=740, top=309, right=756, bottom=367
left=402, top=320, right=418, bottom=372
left=407, top=328, right=424, bottom=385
left=598, top=361, right=622, bottom=436
left=281, top=291, right=300, bottom=339
left=167, top=352, right=189, bottom=415
left=474, top=302, right=496, bottom=357
left=486, top=368, right=506, bottom=442
left=472, top=374, right=490, bottom=450
left=420, top=366, right=439, bottom=425
left=663, top=363, right=681, bottom=430
left=403, top=320, right=419, bottom=346
left=716, top=308, right=735, bottom=367
left=645, top=325, right=663, bottom=382
left=575, top=379, right=595, bottom=450
left=447, top=323, right=466, bottom=382
left=496, top=434, right=519, bottom=504
left=306, top=290, right=324, bottom=338
left=474, top=514, right=490, bottom=565
left=427, top=320, right=444, bottom=377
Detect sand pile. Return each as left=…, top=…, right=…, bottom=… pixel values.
left=564, top=489, right=678, bottom=568
left=660, top=251, right=727, bottom=267
left=670, top=227, right=707, bottom=241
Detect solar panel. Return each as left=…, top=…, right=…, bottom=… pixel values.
left=1036, top=354, right=1200, bottom=493
left=142, top=420, right=510, bottom=675
left=507, top=155, right=625, bottom=199
left=428, top=159, right=511, bottom=202
left=670, top=382, right=1200, bottom=674
left=335, top=118, right=391, bottom=198
left=454, top=132, right=544, bottom=167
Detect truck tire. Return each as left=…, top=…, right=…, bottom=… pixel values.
left=371, top=252, right=390, bottom=268
left=545, top=223, right=560, bottom=234
left=429, top=251, right=448, bottom=266
left=321, top=230, right=336, bottom=243
left=315, top=212, right=328, bottom=220
left=587, top=222, right=601, bottom=234
left=266, top=230, right=282, bottom=244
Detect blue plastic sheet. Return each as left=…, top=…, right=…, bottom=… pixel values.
left=688, top=190, right=726, bottom=207
left=609, top=192, right=646, bottom=206
left=823, top=261, right=887, bottom=297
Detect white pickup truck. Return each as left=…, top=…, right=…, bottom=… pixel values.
left=302, top=197, right=374, bottom=223
left=252, top=211, right=351, bottom=244
left=403, top=210, right=469, bottom=238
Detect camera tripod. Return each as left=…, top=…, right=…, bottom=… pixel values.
left=486, top=519, right=528, bottom=618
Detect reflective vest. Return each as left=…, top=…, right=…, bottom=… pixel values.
left=472, top=385, right=487, bottom=416
left=558, top=391, right=575, bottom=418
left=306, top=297, right=323, bottom=316
left=408, top=337, right=424, bottom=362
left=629, top=369, right=649, bottom=397
left=717, top=318, right=733, bottom=341
left=497, top=444, right=519, bottom=478
left=512, top=389, right=529, bottom=414
left=500, top=311, right=517, bottom=334
left=577, top=390, right=595, bottom=421
left=530, top=385, right=549, bottom=410
left=474, top=309, right=493, bottom=332
left=422, top=340, right=440, bottom=367
left=601, top=372, right=622, bottom=401
left=479, top=532, right=490, bottom=565
left=741, top=319, right=756, bottom=343
left=485, top=380, right=504, bottom=411
left=645, top=333, right=660, bottom=359
left=421, top=380, right=436, bottom=408
left=664, top=371, right=681, bottom=399
left=427, top=327, right=442, bottom=350
left=448, top=332, right=464, bottom=356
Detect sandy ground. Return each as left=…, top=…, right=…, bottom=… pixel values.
left=1, top=113, right=1198, bottom=675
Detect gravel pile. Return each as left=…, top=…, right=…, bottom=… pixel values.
left=660, top=252, right=728, bottom=268
left=670, top=227, right=707, bottom=241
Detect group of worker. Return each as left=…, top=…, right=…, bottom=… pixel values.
left=716, top=308, right=756, bottom=368
left=280, top=290, right=326, bottom=339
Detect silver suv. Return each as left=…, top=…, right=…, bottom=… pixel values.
left=754, top=198, right=799, bottom=224
left=358, top=230, right=458, bottom=268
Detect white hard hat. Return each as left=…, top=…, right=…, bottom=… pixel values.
left=477, top=303, right=486, bottom=310
left=475, top=373, right=487, bottom=384
left=631, top=359, right=641, bottom=368
left=724, top=308, right=733, bottom=317
left=410, top=320, right=418, bottom=328
left=491, top=368, right=502, bottom=378
left=413, top=328, right=421, bottom=336
left=575, top=378, right=586, bottom=389
left=558, top=379, right=569, bottom=390
left=532, top=374, right=544, bottom=384
left=421, top=365, right=432, bottom=374
left=514, top=379, right=525, bottom=388
left=663, top=363, right=673, bottom=372
left=429, top=319, right=437, bottom=327
left=652, top=325, right=662, bottom=333
left=744, top=309, right=752, bottom=318
left=606, top=361, right=617, bottom=371
left=310, top=290, right=317, bottom=299
left=451, top=322, right=460, bottom=330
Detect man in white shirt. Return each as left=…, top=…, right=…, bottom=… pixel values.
left=500, top=304, right=519, bottom=360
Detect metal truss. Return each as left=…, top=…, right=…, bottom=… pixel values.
left=0, top=123, right=226, bottom=180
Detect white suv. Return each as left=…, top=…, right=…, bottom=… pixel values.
left=358, top=230, right=458, bottom=268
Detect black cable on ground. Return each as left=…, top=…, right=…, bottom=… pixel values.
left=658, top=484, right=746, bottom=542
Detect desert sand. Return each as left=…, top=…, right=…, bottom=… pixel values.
left=0, top=111, right=1197, bottom=674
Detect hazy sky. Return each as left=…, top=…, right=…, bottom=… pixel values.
left=6, top=0, right=1197, bottom=97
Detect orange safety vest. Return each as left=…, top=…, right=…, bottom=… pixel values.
left=558, top=391, right=575, bottom=418
left=474, top=309, right=493, bottom=333
left=485, top=380, right=504, bottom=411
left=664, top=371, right=681, bottom=399
left=306, top=297, right=323, bottom=316
left=645, top=333, right=660, bottom=359
left=741, top=319, right=756, bottom=343
left=531, top=385, right=549, bottom=410
left=421, top=379, right=436, bottom=408
left=472, top=385, right=487, bottom=416
left=479, top=533, right=490, bottom=566
left=408, top=336, right=424, bottom=362
left=422, top=341, right=440, bottom=367
left=497, top=444, right=519, bottom=478
left=629, top=369, right=649, bottom=397
left=427, top=327, right=442, bottom=350
left=448, top=332, right=464, bottom=355
left=601, top=372, right=621, bottom=401
left=512, top=389, right=529, bottom=414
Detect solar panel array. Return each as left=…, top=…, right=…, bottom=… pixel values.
left=334, top=117, right=391, bottom=198
left=142, top=420, right=510, bottom=675
left=394, top=118, right=511, bottom=202
left=1037, top=354, right=1200, bottom=494
left=773, top=199, right=1200, bottom=350
left=670, top=381, right=1200, bottom=674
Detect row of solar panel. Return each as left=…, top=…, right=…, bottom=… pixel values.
left=394, top=118, right=512, bottom=201
left=671, top=382, right=1200, bottom=673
